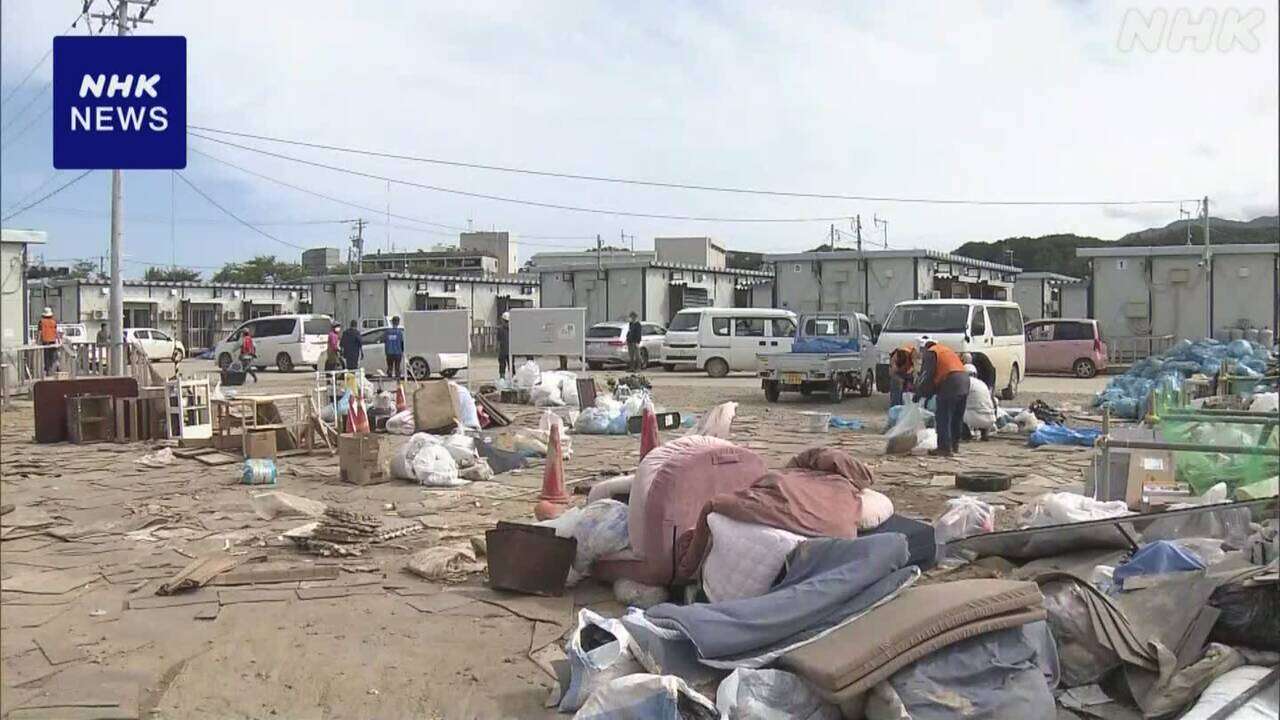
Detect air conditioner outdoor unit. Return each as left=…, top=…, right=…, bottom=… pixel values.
left=224, top=311, right=238, bottom=321
left=92, top=310, right=105, bottom=319
left=929, top=291, right=942, bottom=299
left=160, top=310, right=175, bottom=320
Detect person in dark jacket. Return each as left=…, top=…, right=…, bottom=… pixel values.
left=626, top=312, right=643, bottom=372
left=340, top=320, right=363, bottom=371
left=914, top=336, right=970, bottom=457
left=497, top=311, right=511, bottom=380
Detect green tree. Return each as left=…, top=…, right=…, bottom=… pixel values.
left=144, top=266, right=202, bottom=282
left=212, top=255, right=307, bottom=284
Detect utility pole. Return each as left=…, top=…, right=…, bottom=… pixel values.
left=874, top=214, right=889, bottom=248
left=349, top=218, right=367, bottom=273
left=854, top=215, right=864, bottom=253
left=90, top=0, right=158, bottom=374
left=1202, top=196, right=1211, bottom=338
left=596, top=234, right=602, bottom=277
left=620, top=230, right=635, bottom=253
left=829, top=223, right=837, bottom=250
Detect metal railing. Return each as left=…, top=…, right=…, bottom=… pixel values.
left=1107, top=334, right=1176, bottom=364
left=0, top=342, right=161, bottom=406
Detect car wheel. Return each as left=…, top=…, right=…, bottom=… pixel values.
left=828, top=378, right=843, bottom=403
left=764, top=381, right=781, bottom=403
left=1002, top=365, right=1020, bottom=401
left=441, top=369, right=458, bottom=379
left=639, top=348, right=650, bottom=367
left=1073, top=358, right=1097, bottom=379
left=409, top=357, right=430, bottom=380
left=217, top=352, right=232, bottom=370
left=276, top=353, right=294, bottom=373
left=799, top=386, right=813, bottom=396
left=861, top=370, right=875, bottom=397
left=705, top=357, right=729, bottom=378
left=661, top=364, right=676, bottom=372
left=587, top=361, right=603, bottom=371
left=171, top=349, right=185, bottom=363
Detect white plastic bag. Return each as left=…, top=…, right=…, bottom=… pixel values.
left=385, top=408, right=415, bottom=435
left=1017, top=493, right=1132, bottom=528
left=136, top=447, right=175, bottom=468
left=449, top=383, right=481, bottom=429
left=1014, top=410, right=1043, bottom=433
left=574, top=407, right=613, bottom=434
left=391, top=433, right=465, bottom=486
left=373, top=391, right=396, bottom=414
left=513, top=429, right=573, bottom=460
left=885, top=404, right=929, bottom=455
left=1248, top=392, right=1278, bottom=415
left=574, top=673, right=717, bottom=720
left=935, top=496, right=996, bottom=545
left=716, top=668, right=840, bottom=720
left=540, top=499, right=630, bottom=585
left=613, top=579, right=669, bottom=609
left=514, top=360, right=542, bottom=389
left=687, top=401, right=737, bottom=439
left=560, top=609, right=645, bottom=713
left=1179, top=665, right=1278, bottom=720
left=440, top=432, right=478, bottom=467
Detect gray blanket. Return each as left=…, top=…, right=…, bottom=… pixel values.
left=643, top=534, right=913, bottom=664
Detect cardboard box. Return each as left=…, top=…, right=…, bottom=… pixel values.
left=339, top=434, right=384, bottom=485
left=244, top=430, right=277, bottom=460
left=1126, top=449, right=1177, bottom=510
left=413, top=381, right=460, bottom=433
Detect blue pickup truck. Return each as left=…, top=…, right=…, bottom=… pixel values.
left=758, top=313, right=878, bottom=402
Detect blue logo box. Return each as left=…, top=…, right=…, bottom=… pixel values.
left=52, top=35, right=186, bottom=169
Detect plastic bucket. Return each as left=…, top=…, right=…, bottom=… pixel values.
left=242, top=458, right=278, bottom=486
left=798, top=411, right=832, bottom=433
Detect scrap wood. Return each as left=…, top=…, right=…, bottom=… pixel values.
left=193, top=452, right=239, bottom=467
left=209, top=565, right=338, bottom=586
left=2, top=569, right=99, bottom=596
left=156, top=551, right=266, bottom=595
left=474, top=394, right=511, bottom=427
left=218, top=588, right=295, bottom=605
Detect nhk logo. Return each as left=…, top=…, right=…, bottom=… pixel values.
left=53, top=36, right=186, bottom=169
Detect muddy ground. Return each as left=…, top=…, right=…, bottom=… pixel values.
left=1, top=358, right=1108, bottom=719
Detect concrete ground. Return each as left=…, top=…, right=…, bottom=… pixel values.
left=1, top=357, right=1108, bottom=719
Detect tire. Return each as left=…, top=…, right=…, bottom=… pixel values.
left=171, top=349, right=185, bottom=363
left=1073, top=358, right=1097, bottom=379
left=587, top=361, right=603, bottom=371
left=408, top=357, right=430, bottom=380
left=1002, top=364, right=1020, bottom=401
left=639, top=348, right=650, bottom=367
left=764, top=381, right=781, bottom=403
left=662, top=363, right=676, bottom=372
left=799, top=386, right=813, bottom=397
left=828, top=378, right=843, bottom=403
left=276, top=353, right=294, bottom=373
left=217, top=352, right=232, bottom=370
left=860, top=370, right=875, bottom=397
left=441, top=369, right=458, bottom=379
left=705, top=357, right=730, bottom=378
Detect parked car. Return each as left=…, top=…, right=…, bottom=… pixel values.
left=359, top=316, right=390, bottom=331
left=662, top=308, right=798, bottom=377
left=874, top=299, right=1026, bottom=400
left=123, top=328, right=186, bottom=362
left=585, top=321, right=666, bottom=369
left=1024, top=318, right=1108, bottom=378
left=758, top=313, right=878, bottom=402
left=57, top=323, right=91, bottom=347
left=213, top=314, right=332, bottom=372
left=359, top=326, right=466, bottom=379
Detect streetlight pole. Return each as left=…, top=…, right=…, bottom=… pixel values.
left=107, top=0, right=127, bottom=374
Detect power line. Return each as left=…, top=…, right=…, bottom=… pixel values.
left=173, top=171, right=305, bottom=250
left=0, top=104, right=52, bottom=152
left=24, top=205, right=358, bottom=226
left=1, top=170, right=94, bottom=222
left=0, top=85, right=51, bottom=135
left=2, top=170, right=65, bottom=216
left=190, top=124, right=1199, bottom=207
left=189, top=131, right=866, bottom=223
left=0, top=3, right=93, bottom=110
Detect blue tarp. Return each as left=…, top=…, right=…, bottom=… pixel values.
left=791, top=337, right=860, bottom=353
left=1027, top=425, right=1102, bottom=448
left=1093, top=338, right=1269, bottom=418
left=1113, top=541, right=1205, bottom=588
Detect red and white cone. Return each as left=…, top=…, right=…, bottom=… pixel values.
left=639, top=406, right=660, bottom=460
left=394, top=383, right=408, bottom=413
left=534, top=423, right=571, bottom=520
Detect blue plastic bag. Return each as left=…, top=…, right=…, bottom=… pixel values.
left=1113, top=540, right=1204, bottom=588
left=1027, top=425, right=1102, bottom=448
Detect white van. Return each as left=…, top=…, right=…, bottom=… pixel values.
left=874, top=300, right=1026, bottom=399
left=213, top=314, right=333, bottom=372
left=662, top=308, right=798, bottom=377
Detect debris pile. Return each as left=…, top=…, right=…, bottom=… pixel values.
left=288, top=507, right=423, bottom=557
left=1095, top=338, right=1271, bottom=418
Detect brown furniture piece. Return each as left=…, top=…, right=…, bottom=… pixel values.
left=114, top=395, right=164, bottom=442
left=66, top=394, right=116, bottom=444
left=486, top=522, right=577, bottom=596
left=34, top=377, right=139, bottom=443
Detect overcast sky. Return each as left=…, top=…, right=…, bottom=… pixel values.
left=1, top=1, right=1276, bottom=276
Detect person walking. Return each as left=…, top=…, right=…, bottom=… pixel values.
left=626, top=312, right=643, bottom=372
left=384, top=316, right=405, bottom=379
left=340, top=320, right=363, bottom=371
left=324, top=322, right=343, bottom=372
left=914, top=337, right=969, bottom=457
left=888, top=343, right=917, bottom=407
left=94, top=322, right=109, bottom=372
left=239, top=327, right=259, bottom=383
left=36, top=307, right=59, bottom=375
left=497, top=311, right=511, bottom=380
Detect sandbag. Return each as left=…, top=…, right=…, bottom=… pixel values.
left=406, top=545, right=484, bottom=581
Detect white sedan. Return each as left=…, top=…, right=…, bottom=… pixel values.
left=359, top=328, right=465, bottom=379
left=123, top=328, right=187, bottom=362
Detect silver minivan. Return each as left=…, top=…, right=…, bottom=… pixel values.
left=213, top=314, right=333, bottom=372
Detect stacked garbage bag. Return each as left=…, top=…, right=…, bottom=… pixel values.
left=574, top=390, right=655, bottom=435
left=390, top=431, right=493, bottom=486
left=1094, top=338, right=1271, bottom=418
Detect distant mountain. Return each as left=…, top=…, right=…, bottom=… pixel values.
left=953, top=216, right=1278, bottom=278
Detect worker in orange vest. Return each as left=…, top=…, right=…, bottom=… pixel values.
left=36, top=307, right=59, bottom=375
left=914, top=336, right=970, bottom=457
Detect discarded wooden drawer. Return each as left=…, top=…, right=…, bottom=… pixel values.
left=485, top=521, right=576, bottom=597
left=66, top=394, right=116, bottom=444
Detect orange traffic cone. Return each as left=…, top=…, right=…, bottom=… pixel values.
left=534, top=423, right=571, bottom=520
left=350, top=394, right=370, bottom=434
left=394, top=383, right=408, bottom=413
left=639, top=406, right=660, bottom=460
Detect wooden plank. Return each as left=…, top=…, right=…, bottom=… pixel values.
left=296, top=585, right=385, bottom=601
left=209, top=566, right=338, bottom=586
left=217, top=588, right=295, bottom=605
left=128, top=594, right=213, bottom=610
left=193, top=452, right=239, bottom=466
